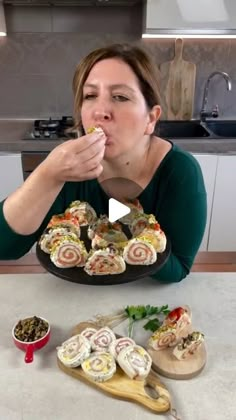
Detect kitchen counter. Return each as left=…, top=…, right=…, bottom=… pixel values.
left=0, top=271, right=235, bottom=420
left=0, top=119, right=62, bottom=153
left=1, top=119, right=236, bottom=154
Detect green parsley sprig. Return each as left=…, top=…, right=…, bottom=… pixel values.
left=124, top=304, right=170, bottom=338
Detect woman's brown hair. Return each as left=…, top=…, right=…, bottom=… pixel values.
left=72, top=43, right=161, bottom=133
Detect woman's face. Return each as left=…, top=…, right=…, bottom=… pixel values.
left=81, top=58, right=160, bottom=160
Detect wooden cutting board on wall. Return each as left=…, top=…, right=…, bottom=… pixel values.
left=159, top=38, right=196, bottom=120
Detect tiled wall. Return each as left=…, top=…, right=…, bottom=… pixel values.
left=0, top=4, right=235, bottom=119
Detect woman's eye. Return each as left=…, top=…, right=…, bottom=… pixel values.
left=113, top=95, right=129, bottom=102
left=83, top=94, right=96, bottom=100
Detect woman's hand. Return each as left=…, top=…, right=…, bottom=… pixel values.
left=40, top=130, right=106, bottom=183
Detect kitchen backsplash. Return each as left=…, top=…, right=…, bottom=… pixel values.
left=0, top=4, right=235, bottom=119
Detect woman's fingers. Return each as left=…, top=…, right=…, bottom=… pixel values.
left=85, top=164, right=104, bottom=180
left=68, top=148, right=105, bottom=180
left=84, top=147, right=105, bottom=172
left=72, top=131, right=106, bottom=154
left=40, top=130, right=106, bottom=183
left=81, top=137, right=106, bottom=163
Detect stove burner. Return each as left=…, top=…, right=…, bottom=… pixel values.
left=37, top=119, right=60, bottom=131
left=27, top=116, right=76, bottom=140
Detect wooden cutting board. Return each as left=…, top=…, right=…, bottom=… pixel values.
left=159, top=38, right=196, bottom=120
left=147, top=306, right=207, bottom=380
left=148, top=334, right=207, bottom=380
left=57, top=321, right=171, bottom=414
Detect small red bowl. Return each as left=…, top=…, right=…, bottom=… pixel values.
left=12, top=316, right=51, bottom=363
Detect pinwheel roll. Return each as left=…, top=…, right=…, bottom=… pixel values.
left=129, top=214, right=151, bottom=237
left=80, top=327, right=98, bottom=342
left=50, top=236, right=88, bottom=268
left=163, top=306, right=191, bottom=334
left=65, top=200, right=97, bottom=226
left=87, top=215, right=109, bottom=239
left=39, top=227, right=78, bottom=254
left=57, top=334, right=91, bottom=368
left=117, top=345, right=152, bottom=380
left=153, top=229, right=167, bottom=253
left=87, top=126, right=105, bottom=135
left=91, top=327, right=116, bottom=352
left=173, top=332, right=205, bottom=360
left=137, top=229, right=167, bottom=253
left=84, top=248, right=126, bottom=276
left=47, top=213, right=81, bottom=235
left=81, top=352, right=116, bottom=382
left=123, top=238, right=157, bottom=266
left=130, top=211, right=166, bottom=252
left=119, top=198, right=143, bottom=225
left=109, top=337, right=135, bottom=359
left=148, top=324, right=178, bottom=351
left=91, top=229, right=128, bottom=250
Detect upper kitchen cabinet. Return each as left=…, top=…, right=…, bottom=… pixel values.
left=143, top=0, right=236, bottom=37
left=208, top=155, right=236, bottom=252
left=3, top=0, right=143, bottom=34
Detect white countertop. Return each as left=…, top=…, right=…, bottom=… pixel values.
left=0, top=272, right=235, bottom=420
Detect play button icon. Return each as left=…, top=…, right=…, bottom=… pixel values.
left=99, top=176, right=143, bottom=224
left=108, top=198, right=131, bottom=223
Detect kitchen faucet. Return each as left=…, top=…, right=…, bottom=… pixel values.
left=200, top=71, right=232, bottom=121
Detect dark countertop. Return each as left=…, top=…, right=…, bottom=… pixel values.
left=0, top=119, right=236, bottom=155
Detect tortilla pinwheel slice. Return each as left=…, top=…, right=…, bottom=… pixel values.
left=80, top=327, right=98, bottom=342
left=117, top=344, right=152, bottom=380
left=129, top=213, right=155, bottom=237
left=173, top=331, right=205, bottom=360
left=138, top=229, right=167, bottom=253
left=65, top=200, right=97, bottom=226
left=91, top=228, right=128, bottom=250
left=163, top=306, right=192, bottom=334
left=87, top=214, right=110, bottom=239
left=50, top=235, right=88, bottom=268
left=87, top=126, right=105, bottom=135
left=47, top=213, right=81, bottom=234
left=84, top=248, right=126, bottom=276
left=119, top=198, right=143, bottom=225
left=91, top=326, right=116, bottom=352
left=148, top=324, right=179, bottom=351
left=81, top=351, right=116, bottom=382
left=123, top=237, right=157, bottom=266
left=109, top=337, right=135, bottom=359
left=57, top=334, right=91, bottom=368
left=39, top=227, right=79, bottom=254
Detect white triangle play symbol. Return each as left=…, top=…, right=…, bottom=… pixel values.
left=108, top=198, right=130, bottom=223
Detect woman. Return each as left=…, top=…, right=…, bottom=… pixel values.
left=0, top=43, right=207, bottom=282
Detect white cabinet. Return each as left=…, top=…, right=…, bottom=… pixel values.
left=193, top=154, right=218, bottom=251
left=144, top=0, right=236, bottom=36
left=208, top=155, right=236, bottom=251
left=0, top=153, right=24, bottom=201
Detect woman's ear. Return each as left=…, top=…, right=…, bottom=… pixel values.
left=145, top=105, right=161, bottom=135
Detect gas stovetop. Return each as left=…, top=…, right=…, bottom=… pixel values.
left=25, top=116, right=77, bottom=140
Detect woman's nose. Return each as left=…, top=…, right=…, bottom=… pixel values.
left=94, top=105, right=112, bottom=121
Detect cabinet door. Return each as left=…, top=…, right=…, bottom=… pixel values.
left=208, top=156, right=236, bottom=251
left=0, top=153, right=24, bottom=201
left=193, top=154, right=218, bottom=251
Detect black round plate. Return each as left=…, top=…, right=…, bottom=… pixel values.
left=36, top=226, right=171, bottom=286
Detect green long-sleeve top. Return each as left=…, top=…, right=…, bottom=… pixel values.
left=0, top=143, right=207, bottom=282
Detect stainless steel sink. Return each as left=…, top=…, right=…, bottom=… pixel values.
left=157, top=121, right=210, bottom=138
left=156, top=120, right=236, bottom=139
left=204, top=120, right=236, bottom=138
